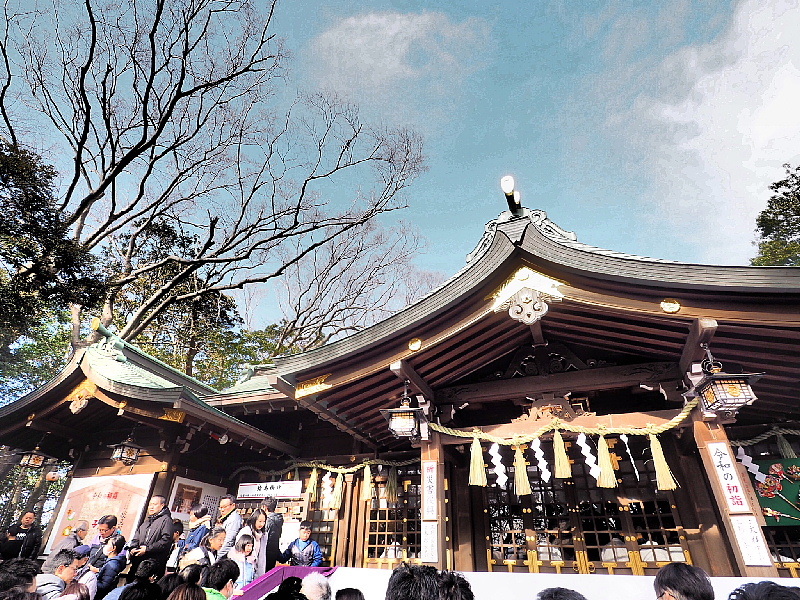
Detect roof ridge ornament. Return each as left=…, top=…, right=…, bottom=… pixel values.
left=466, top=177, right=578, bottom=265
left=490, top=267, right=565, bottom=325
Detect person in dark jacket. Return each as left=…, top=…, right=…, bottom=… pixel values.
left=129, top=496, right=174, bottom=577
left=2, top=513, right=43, bottom=560
left=95, top=536, right=127, bottom=600
left=261, top=498, right=283, bottom=573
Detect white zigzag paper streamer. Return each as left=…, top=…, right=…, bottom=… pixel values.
left=577, top=433, right=601, bottom=481
left=321, top=471, right=334, bottom=508
left=619, top=434, right=640, bottom=481
left=736, top=447, right=767, bottom=483
left=531, top=438, right=551, bottom=483
left=489, top=443, right=508, bottom=488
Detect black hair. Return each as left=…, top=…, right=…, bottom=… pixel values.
left=165, top=583, right=206, bottom=600
left=234, top=534, right=254, bottom=554
left=98, top=515, right=118, bottom=528
left=178, top=564, right=203, bottom=587
left=537, top=588, right=589, bottom=600
left=0, top=590, right=40, bottom=600
left=336, top=590, right=365, bottom=600
left=262, top=497, right=278, bottom=512
left=41, top=549, right=78, bottom=574
left=0, top=558, right=40, bottom=592
left=299, top=520, right=312, bottom=530
left=205, top=559, right=239, bottom=592
left=654, top=563, right=714, bottom=600
left=119, top=581, right=161, bottom=600
left=438, top=571, right=474, bottom=600
left=158, top=573, right=184, bottom=599
left=190, top=505, right=208, bottom=519
left=151, top=495, right=167, bottom=507
left=245, top=509, right=266, bottom=534
left=133, top=559, right=161, bottom=581
left=63, top=581, right=90, bottom=600
left=221, top=494, right=236, bottom=505
left=385, top=563, right=440, bottom=600
left=172, top=519, right=184, bottom=535
left=729, top=582, right=800, bottom=600
left=202, top=527, right=227, bottom=549
left=109, top=535, right=126, bottom=555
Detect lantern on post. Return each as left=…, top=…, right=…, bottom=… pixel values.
left=684, top=343, right=763, bottom=420
left=381, top=380, right=428, bottom=440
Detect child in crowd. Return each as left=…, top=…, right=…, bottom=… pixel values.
left=279, top=522, right=323, bottom=567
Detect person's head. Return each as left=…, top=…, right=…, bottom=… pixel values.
left=119, top=580, right=161, bottom=600
left=147, top=496, right=166, bottom=517
left=299, top=520, right=313, bottom=542
left=205, top=560, right=239, bottom=598
left=246, top=509, right=266, bottom=534
left=165, top=583, right=206, bottom=600
left=654, top=563, right=714, bottom=600
left=234, top=534, right=253, bottom=556
left=262, top=497, right=278, bottom=513
left=105, top=535, right=126, bottom=557
left=133, top=559, right=161, bottom=583
left=728, top=582, right=800, bottom=600
left=301, top=572, right=331, bottom=600
left=42, top=549, right=80, bottom=583
left=203, top=527, right=227, bottom=553
left=73, top=521, right=90, bottom=540
left=0, top=558, right=40, bottom=593
left=385, top=563, right=440, bottom=600
left=172, top=519, right=184, bottom=541
left=218, top=495, right=236, bottom=517
left=63, top=581, right=90, bottom=600
left=178, top=564, right=203, bottom=587
left=438, top=571, right=473, bottom=600
left=97, top=515, right=118, bottom=540
left=158, top=573, right=184, bottom=599
left=537, top=588, right=589, bottom=600
left=19, top=513, right=35, bottom=529
left=276, top=577, right=303, bottom=597
left=335, top=590, right=366, bottom=600
left=189, top=505, right=207, bottom=523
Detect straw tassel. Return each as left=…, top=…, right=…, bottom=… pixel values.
left=331, top=472, right=344, bottom=510
left=777, top=433, right=797, bottom=459
left=469, top=438, right=487, bottom=486
left=649, top=434, right=678, bottom=491
left=513, top=446, right=532, bottom=496
left=553, top=430, right=572, bottom=479
left=307, top=467, right=319, bottom=502
left=386, top=466, right=399, bottom=504
left=361, top=464, right=373, bottom=501
left=596, top=435, right=617, bottom=488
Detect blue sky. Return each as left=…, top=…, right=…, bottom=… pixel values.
left=272, top=0, right=800, bottom=275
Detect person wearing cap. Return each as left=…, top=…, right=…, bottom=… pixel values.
left=42, top=522, right=90, bottom=573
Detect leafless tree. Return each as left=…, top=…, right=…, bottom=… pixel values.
left=0, top=0, right=425, bottom=347
left=273, top=220, right=446, bottom=352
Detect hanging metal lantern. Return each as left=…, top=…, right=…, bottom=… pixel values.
left=684, top=343, right=763, bottom=419
left=19, top=447, right=47, bottom=469
left=109, top=436, right=143, bottom=466
left=380, top=380, right=427, bottom=439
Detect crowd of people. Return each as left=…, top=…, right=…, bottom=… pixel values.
left=4, top=506, right=800, bottom=600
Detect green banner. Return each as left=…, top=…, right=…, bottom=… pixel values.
left=752, top=459, right=800, bottom=526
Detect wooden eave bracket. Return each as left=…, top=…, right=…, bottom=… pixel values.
left=390, top=359, right=434, bottom=400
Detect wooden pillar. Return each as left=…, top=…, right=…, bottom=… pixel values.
left=693, top=415, right=778, bottom=577
left=420, top=431, right=448, bottom=569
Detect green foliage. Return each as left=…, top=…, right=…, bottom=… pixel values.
left=0, top=142, right=105, bottom=357
left=0, top=310, right=72, bottom=403
left=752, top=163, right=800, bottom=266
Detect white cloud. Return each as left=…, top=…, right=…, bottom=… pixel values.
left=619, top=0, right=800, bottom=264
left=306, top=11, right=488, bottom=127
